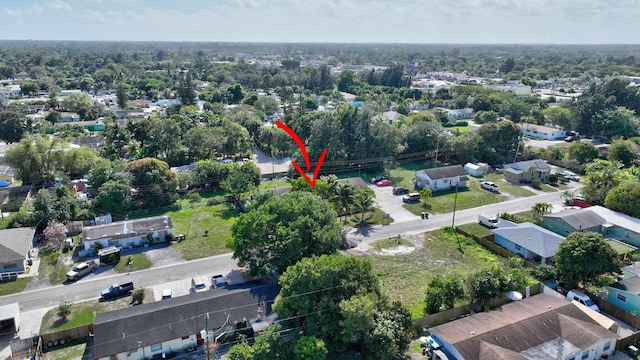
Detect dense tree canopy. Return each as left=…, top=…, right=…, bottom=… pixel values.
left=231, top=192, right=342, bottom=276
left=555, top=232, right=621, bottom=288
left=0, top=111, right=28, bottom=143
left=124, top=158, right=178, bottom=209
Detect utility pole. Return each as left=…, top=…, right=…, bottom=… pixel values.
left=451, top=176, right=463, bottom=254
left=434, top=136, right=440, bottom=169
left=201, top=313, right=210, bottom=360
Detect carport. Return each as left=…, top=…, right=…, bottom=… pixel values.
left=0, top=303, right=20, bottom=334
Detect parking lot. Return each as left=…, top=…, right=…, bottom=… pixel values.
left=150, top=269, right=249, bottom=301
left=368, top=183, right=419, bottom=223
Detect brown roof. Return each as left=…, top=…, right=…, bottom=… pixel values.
left=337, top=177, right=368, bottom=189
left=431, top=294, right=617, bottom=360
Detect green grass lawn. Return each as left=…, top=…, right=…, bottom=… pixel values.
left=483, top=173, right=536, bottom=197
left=403, top=185, right=502, bottom=215
left=0, top=277, right=31, bottom=296
left=371, top=236, right=414, bottom=251
left=113, top=253, right=152, bottom=273
left=456, top=223, right=494, bottom=238
left=341, top=208, right=394, bottom=227
left=388, top=160, right=435, bottom=189
left=40, top=302, right=104, bottom=333
left=447, top=125, right=475, bottom=133
left=130, top=195, right=239, bottom=261
left=538, top=184, right=558, bottom=192
left=258, top=179, right=291, bottom=191
left=360, top=228, right=502, bottom=318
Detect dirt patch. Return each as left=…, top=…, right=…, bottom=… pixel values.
left=380, top=245, right=415, bottom=255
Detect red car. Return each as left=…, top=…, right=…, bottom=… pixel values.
left=376, top=179, right=393, bottom=187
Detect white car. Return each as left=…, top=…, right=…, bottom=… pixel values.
left=191, top=277, right=207, bottom=292
left=221, top=159, right=234, bottom=165
left=161, top=289, right=173, bottom=300
left=480, top=181, right=499, bottom=193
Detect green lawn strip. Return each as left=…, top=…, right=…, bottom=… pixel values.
left=508, top=210, right=541, bottom=224
left=456, top=223, right=493, bottom=238
left=371, top=236, right=414, bottom=251
left=40, top=302, right=105, bottom=333
left=0, top=277, right=31, bottom=297
left=341, top=208, right=394, bottom=227
left=388, top=160, right=435, bottom=189
left=112, top=253, right=152, bottom=273
left=362, top=228, right=502, bottom=318
left=403, top=186, right=502, bottom=215
left=447, top=125, right=475, bottom=133
left=258, top=179, right=291, bottom=191
left=482, top=173, right=536, bottom=197
left=538, top=184, right=558, bottom=192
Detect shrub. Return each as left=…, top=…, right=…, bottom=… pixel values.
left=187, top=192, right=202, bottom=203
left=456, top=120, right=469, bottom=126
left=548, top=173, right=558, bottom=185
left=530, top=179, right=542, bottom=189
left=56, top=302, right=72, bottom=319
left=132, top=288, right=146, bottom=304
left=532, top=264, right=556, bottom=281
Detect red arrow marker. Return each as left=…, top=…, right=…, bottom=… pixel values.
left=275, top=121, right=328, bottom=188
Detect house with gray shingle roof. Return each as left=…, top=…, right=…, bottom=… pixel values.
left=502, top=159, right=551, bottom=184
left=414, top=165, right=468, bottom=191
left=492, top=222, right=565, bottom=265
left=93, top=283, right=280, bottom=360
left=0, top=227, right=35, bottom=279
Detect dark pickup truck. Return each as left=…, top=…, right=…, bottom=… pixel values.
left=100, top=282, right=134, bottom=299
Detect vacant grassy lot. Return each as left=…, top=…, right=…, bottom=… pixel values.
left=43, top=341, right=89, bottom=360
left=403, top=184, right=502, bottom=215
left=360, top=228, right=502, bottom=317
left=132, top=194, right=239, bottom=260
left=113, top=253, right=152, bottom=273
left=38, top=248, right=72, bottom=285
left=456, top=223, right=494, bottom=238
left=371, top=236, right=414, bottom=251
left=0, top=277, right=31, bottom=296
left=258, top=179, right=290, bottom=190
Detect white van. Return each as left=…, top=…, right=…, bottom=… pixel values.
left=478, top=214, right=500, bottom=228
left=567, top=289, right=599, bottom=312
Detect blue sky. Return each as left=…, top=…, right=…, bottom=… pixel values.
left=2, top=0, right=639, bottom=43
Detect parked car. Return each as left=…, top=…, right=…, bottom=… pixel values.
left=478, top=214, right=500, bottom=228
left=66, top=260, right=98, bottom=281
left=161, top=289, right=173, bottom=300
left=402, top=193, right=421, bottom=203
left=392, top=186, right=409, bottom=195
left=376, top=179, right=393, bottom=187
left=564, top=135, right=575, bottom=142
left=212, top=274, right=227, bottom=288
left=100, top=282, right=134, bottom=299
left=558, top=171, right=581, bottom=182
left=480, top=181, right=499, bottom=193
left=567, top=289, right=599, bottom=312
left=370, top=175, right=388, bottom=184
left=221, top=159, right=234, bottom=164
left=191, top=277, right=207, bottom=292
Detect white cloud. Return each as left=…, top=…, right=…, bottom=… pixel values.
left=47, top=0, right=72, bottom=11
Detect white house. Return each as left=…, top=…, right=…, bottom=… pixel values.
left=414, top=165, right=468, bottom=191
left=0, top=85, right=21, bottom=98
left=464, top=162, right=489, bottom=177
left=488, top=82, right=532, bottom=96
left=447, top=108, right=473, bottom=123
left=79, top=216, right=173, bottom=257
left=520, top=123, right=567, bottom=140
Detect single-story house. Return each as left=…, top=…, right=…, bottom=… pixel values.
left=447, top=108, right=473, bottom=123
left=382, top=110, right=401, bottom=124
left=607, top=275, right=640, bottom=315
left=337, top=177, right=368, bottom=190
left=492, top=222, right=565, bottom=265
left=0, top=303, right=20, bottom=335
left=429, top=293, right=617, bottom=360
left=520, top=124, right=567, bottom=140
left=59, top=112, right=81, bottom=122
left=72, top=135, right=105, bottom=149
left=0, top=227, right=36, bottom=279
left=80, top=216, right=173, bottom=257
left=502, top=159, right=551, bottom=184
left=463, top=162, right=489, bottom=177
left=414, top=165, right=468, bottom=192
left=93, top=283, right=280, bottom=360
left=543, top=206, right=640, bottom=248
left=543, top=208, right=606, bottom=237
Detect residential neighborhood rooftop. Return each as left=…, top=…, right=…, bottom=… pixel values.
left=0, top=227, right=35, bottom=263
left=544, top=208, right=606, bottom=230
left=492, top=222, right=565, bottom=258
left=83, top=216, right=173, bottom=241
left=422, top=164, right=469, bottom=180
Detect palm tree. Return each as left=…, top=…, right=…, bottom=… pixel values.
left=532, top=202, right=552, bottom=220
left=335, top=182, right=356, bottom=221
left=419, top=188, right=432, bottom=209
left=354, top=188, right=375, bottom=226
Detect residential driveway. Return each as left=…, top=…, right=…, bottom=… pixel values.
left=143, top=244, right=186, bottom=268
left=368, top=184, right=419, bottom=223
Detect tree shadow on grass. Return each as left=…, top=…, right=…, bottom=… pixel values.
left=50, top=317, right=69, bottom=329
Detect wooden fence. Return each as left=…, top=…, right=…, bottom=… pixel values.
left=413, top=284, right=541, bottom=329
left=39, top=324, right=93, bottom=350
left=455, top=227, right=537, bottom=268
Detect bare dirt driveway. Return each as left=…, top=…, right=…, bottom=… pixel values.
left=251, top=147, right=291, bottom=176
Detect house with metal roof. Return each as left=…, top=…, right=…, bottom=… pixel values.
left=429, top=293, right=617, bottom=360
left=520, top=123, right=567, bottom=140
left=0, top=227, right=35, bottom=280
left=502, top=159, right=551, bottom=184
left=492, top=222, right=565, bottom=265
left=93, top=283, right=280, bottom=360
left=543, top=206, right=640, bottom=248
left=414, top=165, right=468, bottom=192
left=79, top=216, right=173, bottom=257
